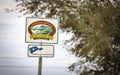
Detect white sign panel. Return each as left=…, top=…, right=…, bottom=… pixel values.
left=25, top=17, right=59, bottom=43
left=28, top=45, right=54, bottom=57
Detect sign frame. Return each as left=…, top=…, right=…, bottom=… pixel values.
left=25, top=17, right=59, bottom=44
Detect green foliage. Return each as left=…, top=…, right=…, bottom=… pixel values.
left=13, top=0, right=120, bottom=75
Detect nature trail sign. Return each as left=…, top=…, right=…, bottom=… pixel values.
left=25, top=17, right=59, bottom=75
left=25, top=17, right=59, bottom=44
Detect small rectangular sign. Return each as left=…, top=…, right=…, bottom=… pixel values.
left=28, top=44, right=54, bottom=57
left=25, top=17, right=59, bottom=44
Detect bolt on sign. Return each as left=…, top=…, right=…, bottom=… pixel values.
left=28, top=45, right=54, bottom=57
left=25, top=17, right=59, bottom=43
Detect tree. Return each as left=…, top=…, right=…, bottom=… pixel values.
left=12, top=0, right=120, bottom=75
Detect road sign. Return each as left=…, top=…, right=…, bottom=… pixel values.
left=28, top=44, right=54, bottom=57
left=25, top=17, right=59, bottom=44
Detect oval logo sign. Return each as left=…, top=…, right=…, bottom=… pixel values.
left=28, top=21, right=56, bottom=40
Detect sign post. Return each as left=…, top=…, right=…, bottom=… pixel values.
left=25, top=17, right=58, bottom=75
left=38, top=58, right=42, bottom=75
left=28, top=44, right=54, bottom=75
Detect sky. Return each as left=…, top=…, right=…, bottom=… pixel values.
left=0, top=0, right=77, bottom=75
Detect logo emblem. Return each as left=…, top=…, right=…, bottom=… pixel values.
left=29, top=46, right=43, bottom=53
left=28, top=21, right=56, bottom=40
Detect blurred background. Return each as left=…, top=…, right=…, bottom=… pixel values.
left=0, top=0, right=77, bottom=75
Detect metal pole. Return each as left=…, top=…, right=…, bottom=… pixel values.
left=38, top=57, right=42, bottom=75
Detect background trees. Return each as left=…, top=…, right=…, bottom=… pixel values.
left=13, top=0, right=120, bottom=75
